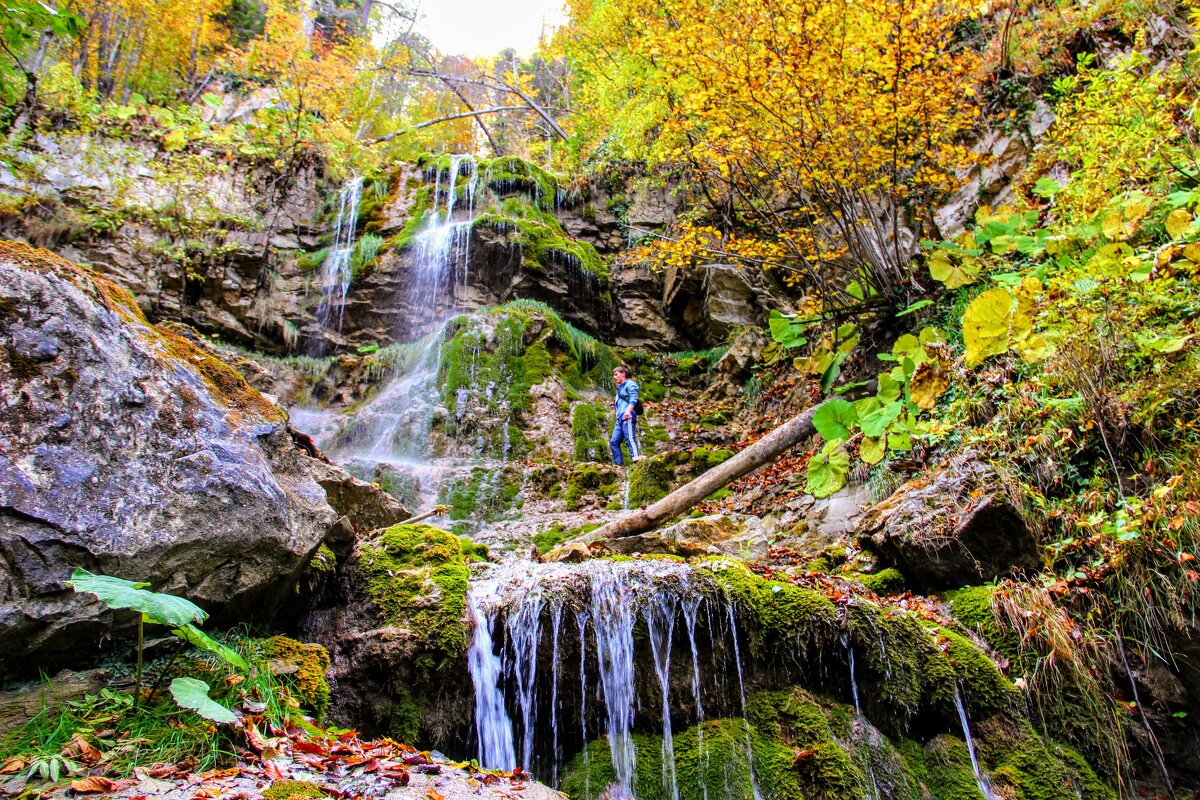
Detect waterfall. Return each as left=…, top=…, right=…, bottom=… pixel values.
left=954, top=689, right=998, bottom=800
left=647, top=593, right=679, bottom=800
left=592, top=570, right=638, bottom=797
left=404, top=155, right=477, bottom=338
left=468, top=590, right=517, bottom=770
left=314, top=176, right=363, bottom=344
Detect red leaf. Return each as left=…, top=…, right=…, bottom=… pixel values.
left=291, top=741, right=326, bottom=756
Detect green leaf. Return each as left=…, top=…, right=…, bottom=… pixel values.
left=1134, top=331, right=1191, bottom=353
left=896, top=299, right=933, bottom=317
left=813, top=398, right=858, bottom=442
left=846, top=280, right=864, bottom=300
left=169, top=678, right=238, bottom=724
left=963, top=288, right=1018, bottom=365
left=769, top=310, right=809, bottom=349
left=859, top=435, right=886, bottom=465
left=68, top=569, right=207, bottom=627
left=806, top=442, right=849, bottom=498
left=877, top=373, right=902, bottom=403
left=860, top=401, right=902, bottom=437
left=1165, top=209, right=1193, bottom=239
left=173, top=624, right=248, bottom=670
left=928, top=251, right=980, bottom=288
left=1033, top=177, right=1062, bottom=198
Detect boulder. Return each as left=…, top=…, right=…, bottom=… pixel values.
left=0, top=243, right=337, bottom=676
left=854, top=453, right=1040, bottom=591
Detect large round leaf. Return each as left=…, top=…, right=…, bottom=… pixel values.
left=806, top=443, right=849, bottom=498
left=813, top=399, right=858, bottom=442
left=169, top=678, right=238, bottom=725
left=963, top=288, right=1020, bottom=365
left=68, top=568, right=207, bottom=627
left=859, top=435, right=886, bottom=465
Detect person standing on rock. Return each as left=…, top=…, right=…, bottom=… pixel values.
left=609, top=365, right=643, bottom=466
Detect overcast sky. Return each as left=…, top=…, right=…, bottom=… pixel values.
left=413, top=0, right=569, bottom=58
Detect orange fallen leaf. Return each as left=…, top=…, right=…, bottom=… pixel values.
left=70, top=776, right=119, bottom=794
left=427, top=788, right=446, bottom=800
left=0, top=758, right=27, bottom=774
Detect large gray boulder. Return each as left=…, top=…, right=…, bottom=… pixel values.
left=854, top=452, right=1040, bottom=591
left=0, top=242, right=337, bottom=676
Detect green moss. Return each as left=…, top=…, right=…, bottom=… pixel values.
left=262, top=780, right=327, bottom=800
left=384, top=685, right=425, bottom=746
left=706, top=560, right=837, bottom=656
left=388, top=186, right=431, bottom=251
left=263, top=637, right=332, bottom=720
left=532, top=523, right=571, bottom=556
left=748, top=689, right=867, bottom=798
left=858, top=567, right=906, bottom=594
left=975, top=716, right=1114, bottom=800
left=442, top=466, right=522, bottom=523
left=573, top=401, right=610, bottom=462
left=932, top=626, right=1018, bottom=715
left=459, top=537, right=490, bottom=562
left=472, top=197, right=609, bottom=284
left=308, top=544, right=336, bottom=574
left=949, top=586, right=1028, bottom=672
left=566, top=463, right=618, bottom=510
left=628, top=455, right=674, bottom=506
left=355, top=524, right=470, bottom=673
left=640, top=422, right=670, bottom=452
left=900, top=735, right=985, bottom=800
left=480, top=156, right=559, bottom=211
left=691, top=445, right=736, bottom=472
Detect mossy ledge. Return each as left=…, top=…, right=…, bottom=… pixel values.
left=560, top=687, right=1112, bottom=800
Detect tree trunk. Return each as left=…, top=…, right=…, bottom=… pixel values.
left=585, top=404, right=820, bottom=542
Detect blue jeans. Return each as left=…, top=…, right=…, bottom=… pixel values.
left=609, top=415, right=640, bottom=465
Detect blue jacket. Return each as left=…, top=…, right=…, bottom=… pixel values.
left=615, top=380, right=640, bottom=420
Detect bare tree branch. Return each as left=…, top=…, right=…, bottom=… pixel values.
left=367, top=106, right=530, bottom=144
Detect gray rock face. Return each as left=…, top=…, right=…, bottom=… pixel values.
left=0, top=244, right=337, bottom=676
left=0, top=132, right=323, bottom=354
left=663, top=263, right=795, bottom=347
left=854, top=453, right=1040, bottom=591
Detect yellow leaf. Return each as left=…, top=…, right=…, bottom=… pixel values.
left=1166, top=209, right=1193, bottom=239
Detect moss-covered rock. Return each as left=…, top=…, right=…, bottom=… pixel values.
left=704, top=559, right=838, bottom=656
left=264, top=636, right=332, bottom=720
left=480, top=156, right=560, bottom=212
left=628, top=455, right=674, bottom=506
left=355, top=523, right=470, bottom=673
left=857, top=567, right=906, bottom=594
left=572, top=401, right=610, bottom=462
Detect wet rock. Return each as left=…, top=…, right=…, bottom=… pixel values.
left=854, top=453, right=1039, bottom=591
left=0, top=245, right=337, bottom=676
left=305, top=458, right=410, bottom=533
left=605, top=514, right=769, bottom=560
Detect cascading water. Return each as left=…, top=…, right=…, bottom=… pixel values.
left=466, top=561, right=758, bottom=797
left=292, top=156, right=508, bottom=515
left=954, top=689, right=998, bottom=800
left=313, top=176, right=363, bottom=346
left=404, top=155, right=478, bottom=338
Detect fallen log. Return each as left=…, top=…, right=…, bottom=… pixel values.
left=585, top=404, right=821, bottom=542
